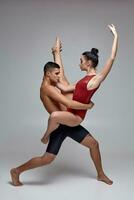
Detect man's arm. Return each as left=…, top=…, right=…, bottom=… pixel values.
left=46, top=85, right=93, bottom=110
left=52, top=37, right=70, bottom=85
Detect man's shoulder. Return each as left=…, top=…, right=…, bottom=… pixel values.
left=41, top=84, right=59, bottom=95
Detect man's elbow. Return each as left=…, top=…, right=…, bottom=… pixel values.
left=40, top=94, right=43, bottom=102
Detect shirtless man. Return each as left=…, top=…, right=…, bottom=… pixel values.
left=10, top=37, right=113, bottom=186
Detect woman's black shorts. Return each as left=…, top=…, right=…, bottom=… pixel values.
left=46, top=124, right=91, bottom=155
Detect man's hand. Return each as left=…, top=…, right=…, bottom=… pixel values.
left=51, top=37, right=70, bottom=85
left=52, top=37, right=62, bottom=54
left=88, top=101, right=95, bottom=109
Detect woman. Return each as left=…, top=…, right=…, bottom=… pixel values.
left=41, top=24, right=118, bottom=144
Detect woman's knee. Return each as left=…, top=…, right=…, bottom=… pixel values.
left=50, top=111, right=59, bottom=121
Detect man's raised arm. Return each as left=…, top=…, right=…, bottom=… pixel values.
left=52, top=37, right=70, bottom=85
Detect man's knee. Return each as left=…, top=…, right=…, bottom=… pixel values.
left=41, top=153, right=56, bottom=165
left=82, top=135, right=99, bottom=149
left=90, top=138, right=99, bottom=149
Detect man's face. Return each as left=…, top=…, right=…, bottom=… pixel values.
left=48, top=68, right=60, bottom=84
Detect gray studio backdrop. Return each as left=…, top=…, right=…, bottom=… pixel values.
left=0, top=0, right=134, bottom=163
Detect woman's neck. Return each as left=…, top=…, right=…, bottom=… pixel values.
left=86, top=68, right=96, bottom=75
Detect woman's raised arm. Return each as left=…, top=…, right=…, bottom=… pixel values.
left=96, top=24, right=118, bottom=85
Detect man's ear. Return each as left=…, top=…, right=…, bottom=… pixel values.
left=46, top=71, right=50, bottom=77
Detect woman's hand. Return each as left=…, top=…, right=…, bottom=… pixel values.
left=108, top=24, right=117, bottom=37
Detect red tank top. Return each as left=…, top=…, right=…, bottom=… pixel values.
left=67, top=75, right=99, bottom=119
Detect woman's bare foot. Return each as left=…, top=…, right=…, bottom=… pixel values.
left=97, top=174, right=113, bottom=185
left=41, top=135, right=49, bottom=144
left=10, top=168, right=23, bottom=186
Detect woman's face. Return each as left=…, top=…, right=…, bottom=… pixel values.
left=79, top=55, right=90, bottom=71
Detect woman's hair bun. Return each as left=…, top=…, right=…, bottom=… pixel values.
left=91, top=48, right=99, bottom=56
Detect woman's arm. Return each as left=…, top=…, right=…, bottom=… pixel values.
left=98, top=24, right=118, bottom=82
left=88, top=24, right=118, bottom=89
left=56, top=82, right=75, bottom=93
left=52, top=37, right=70, bottom=85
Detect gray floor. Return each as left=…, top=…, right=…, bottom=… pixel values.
left=1, top=122, right=134, bottom=200
left=1, top=117, right=133, bottom=200
left=1, top=150, right=134, bottom=200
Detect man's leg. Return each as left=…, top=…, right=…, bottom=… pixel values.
left=80, top=134, right=113, bottom=185
left=10, top=125, right=67, bottom=186
left=67, top=125, right=113, bottom=185
left=10, top=152, right=56, bottom=186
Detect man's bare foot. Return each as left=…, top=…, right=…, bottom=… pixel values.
left=10, top=168, right=23, bottom=186
left=97, top=174, right=113, bottom=185
left=41, top=135, right=49, bottom=144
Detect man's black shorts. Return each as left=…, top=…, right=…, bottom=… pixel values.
left=46, top=124, right=91, bottom=155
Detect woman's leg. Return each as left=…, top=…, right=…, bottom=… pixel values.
left=41, top=111, right=82, bottom=144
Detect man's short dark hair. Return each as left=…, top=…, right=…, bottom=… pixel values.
left=44, top=62, right=60, bottom=75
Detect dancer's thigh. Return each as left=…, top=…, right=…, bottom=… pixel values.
left=51, top=111, right=82, bottom=127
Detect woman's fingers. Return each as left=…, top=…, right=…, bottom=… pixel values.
left=108, top=24, right=117, bottom=36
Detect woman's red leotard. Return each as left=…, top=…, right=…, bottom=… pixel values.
left=67, top=75, right=99, bottom=120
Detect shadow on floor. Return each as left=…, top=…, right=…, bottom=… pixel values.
left=14, top=164, right=95, bottom=186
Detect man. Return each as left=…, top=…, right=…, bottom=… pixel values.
left=10, top=38, right=113, bottom=186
